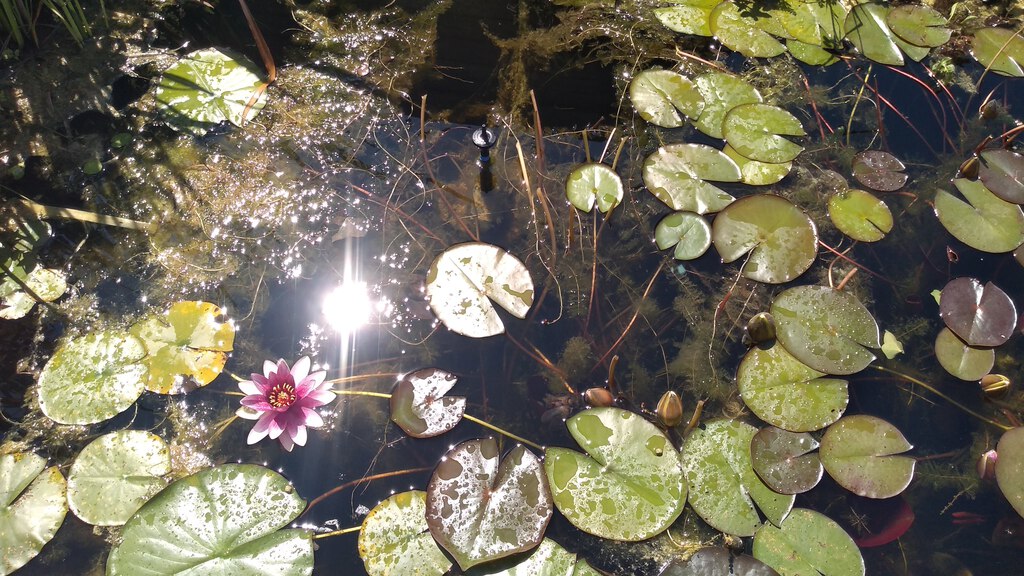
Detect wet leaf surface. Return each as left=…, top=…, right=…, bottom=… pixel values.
left=654, top=1, right=719, bottom=37
left=753, top=508, right=865, bottom=576
left=712, top=195, right=818, bottom=284
left=710, top=2, right=786, bottom=58
left=972, top=27, right=1024, bottom=77
left=655, top=211, right=712, bottom=261
left=390, top=368, right=466, bottom=438
left=628, top=69, right=704, bottom=128
left=465, top=538, right=576, bottom=576
left=939, top=277, right=1017, bottom=347
left=566, top=163, right=624, bottom=213
left=643, top=144, right=741, bottom=214
left=886, top=5, right=951, bottom=48
left=934, top=178, right=1024, bottom=253
left=750, top=427, right=823, bottom=495
left=996, top=427, right=1024, bottom=520
left=723, top=144, right=792, bottom=186
left=934, top=326, right=994, bottom=381
left=844, top=3, right=903, bottom=66
left=693, top=72, right=762, bottom=139
left=979, top=149, right=1024, bottom=204
left=722, top=103, right=805, bottom=164
left=819, top=415, right=915, bottom=499
left=851, top=150, right=907, bottom=192
left=827, top=189, right=893, bottom=242
left=0, top=453, right=67, bottom=576
left=358, top=491, right=451, bottom=576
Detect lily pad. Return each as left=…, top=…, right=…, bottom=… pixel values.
left=653, top=1, right=719, bottom=37
left=844, top=3, right=903, bottom=66
left=710, top=2, right=786, bottom=58
left=723, top=144, right=792, bottom=186
left=827, top=189, right=893, bottom=242
left=753, top=508, right=865, bottom=576
left=544, top=407, right=685, bottom=541
left=934, top=327, right=994, bottom=381
left=722, top=103, right=805, bottom=164
left=655, top=212, right=712, bottom=261
left=0, top=265, right=66, bottom=320
left=711, top=194, right=818, bottom=284
left=37, top=330, right=148, bottom=425
left=886, top=5, right=950, bottom=48
left=660, top=547, right=780, bottom=576
left=995, top=427, right=1024, bottom=520
left=0, top=453, right=67, bottom=576
left=934, top=178, right=1024, bottom=253
left=427, top=439, right=552, bottom=570
left=628, top=69, right=704, bottom=128
left=787, top=39, right=839, bottom=66
left=642, top=144, right=741, bottom=214
left=979, top=149, right=1024, bottom=204
left=771, top=285, right=880, bottom=375
left=851, top=150, right=908, bottom=192
left=106, top=464, right=312, bottom=575
left=566, top=163, right=624, bottom=213
left=750, top=427, right=823, bottom=495
left=737, top=343, right=848, bottom=432
left=682, top=419, right=795, bottom=537
left=154, top=47, right=268, bottom=135
left=819, top=415, right=915, bottom=499
left=425, top=242, right=535, bottom=338
left=694, top=72, right=763, bottom=139
left=358, top=491, right=452, bottom=576
left=131, top=301, right=235, bottom=394
left=779, top=1, right=846, bottom=48
left=469, top=538, right=577, bottom=576
left=390, top=367, right=466, bottom=438
left=972, top=27, right=1024, bottom=77
left=939, top=277, right=1017, bottom=347
left=67, top=430, right=170, bottom=526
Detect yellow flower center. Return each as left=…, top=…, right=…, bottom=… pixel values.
left=268, top=382, right=296, bottom=408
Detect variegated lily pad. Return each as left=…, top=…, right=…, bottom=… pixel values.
left=390, top=368, right=466, bottom=438
left=358, top=491, right=451, bottom=576
left=819, top=415, right=915, bottom=499
left=711, top=195, right=818, bottom=284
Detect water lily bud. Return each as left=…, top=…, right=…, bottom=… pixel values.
left=583, top=387, right=614, bottom=408
left=744, top=312, right=776, bottom=346
left=656, top=390, right=684, bottom=428
left=977, top=449, right=998, bottom=482
left=980, top=373, right=1010, bottom=399
left=958, top=156, right=980, bottom=180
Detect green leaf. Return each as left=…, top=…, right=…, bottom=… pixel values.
left=544, top=407, right=686, bottom=541
left=934, top=178, right=1024, bottom=253
left=628, top=69, right=704, bottom=128
left=787, top=39, right=839, bottom=66
left=642, top=144, right=741, bottom=214
left=107, top=464, right=312, bottom=576
left=425, top=243, right=535, bottom=338
left=779, top=1, right=846, bottom=48
left=38, top=330, right=148, bottom=425
left=819, top=415, right=915, bottom=499
left=154, top=48, right=269, bottom=135
left=694, top=72, right=762, bottom=139
left=723, top=103, right=805, bottom=164
left=972, top=27, right=1024, bottom=77
left=653, top=1, right=720, bottom=37
left=389, top=368, right=466, bottom=438
left=0, top=266, right=66, bottom=319
left=427, top=439, right=552, bottom=570
left=710, top=1, right=786, bottom=58
left=827, top=189, right=893, bottom=242
left=0, top=453, right=67, bottom=576
left=750, top=427, right=823, bottom=495
left=723, top=144, right=792, bottom=186
left=566, top=163, right=624, bottom=213
left=737, top=343, right=848, bottom=432
left=131, top=301, right=235, bottom=394
left=468, top=538, right=577, bottom=576
left=358, top=491, right=451, bottom=576
left=995, top=427, right=1024, bottom=520
left=67, top=431, right=171, bottom=526
left=771, top=285, right=880, bottom=375
left=844, top=3, right=903, bottom=66
left=881, top=330, right=904, bottom=360
left=711, top=194, right=818, bottom=284
left=753, top=508, right=864, bottom=576
left=886, top=5, right=950, bottom=48
left=654, top=212, right=712, bottom=261
left=934, top=326, right=994, bottom=381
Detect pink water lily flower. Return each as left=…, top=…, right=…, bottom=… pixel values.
left=237, top=356, right=335, bottom=451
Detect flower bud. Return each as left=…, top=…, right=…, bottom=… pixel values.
left=656, top=390, right=684, bottom=428
left=583, top=387, right=615, bottom=408
left=977, top=449, right=998, bottom=482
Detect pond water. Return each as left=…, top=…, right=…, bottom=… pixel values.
left=4, top=1, right=1024, bottom=575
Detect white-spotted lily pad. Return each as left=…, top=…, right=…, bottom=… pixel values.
left=38, top=330, right=148, bottom=425
left=995, top=427, right=1024, bottom=520
left=0, top=453, right=67, bottom=576
left=737, top=343, right=848, bottom=432
left=427, top=439, right=551, bottom=570
left=722, top=103, right=805, bottom=164
left=750, top=427, right=823, bottom=495
left=819, top=415, right=915, bottom=499
left=67, top=430, right=170, bottom=526
left=710, top=2, right=787, bottom=58
left=939, top=277, right=1017, bottom=347
left=852, top=150, right=907, bottom=192
left=694, top=72, right=763, bottom=139
left=106, top=464, right=312, bottom=575
left=682, top=419, right=795, bottom=537
left=723, top=144, right=792, bottom=186
left=642, top=144, right=741, bottom=214
left=886, top=5, right=951, bottom=48
left=935, top=327, right=994, bottom=381
left=653, top=1, right=719, bottom=37
left=358, top=491, right=451, bottom=576
left=972, top=28, right=1024, bottom=77
left=155, top=48, right=269, bottom=135
left=934, top=178, right=1024, bottom=253
left=771, top=285, right=880, bottom=375
left=844, top=3, right=903, bottom=66
left=566, top=163, right=624, bottom=213
left=471, top=538, right=578, bottom=576
left=753, top=508, right=865, bottom=576
left=425, top=243, right=534, bottom=338
left=628, top=69, right=704, bottom=128
left=390, top=368, right=466, bottom=438
left=655, top=212, right=712, bottom=261
left=711, top=195, right=818, bottom=284
left=545, top=407, right=685, bottom=541
left=0, top=265, right=66, bottom=320
left=979, top=149, right=1024, bottom=204
left=827, top=189, right=893, bottom=242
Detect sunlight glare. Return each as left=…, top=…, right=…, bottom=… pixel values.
left=322, top=281, right=372, bottom=334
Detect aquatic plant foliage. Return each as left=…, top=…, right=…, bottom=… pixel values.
left=565, top=162, right=624, bottom=213
left=389, top=368, right=466, bottom=438
left=851, top=151, right=907, bottom=192
left=938, top=277, right=1017, bottom=347
left=934, top=326, right=994, bottom=381
left=0, top=453, right=67, bottom=576
left=827, top=188, right=894, bottom=243
left=996, top=427, right=1024, bottom=520
left=711, top=195, right=818, bottom=284
left=750, top=427, right=823, bottom=495
left=819, top=415, right=915, bottom=499
left=654, top=211, right=712, bottom=261
left=358, top=491, right=451, bottom=576
left=0, top=258, right=66, bottom=320
left=934, top=178, right=1024, bottom=253
left=752, top=508, right=864, bottom=576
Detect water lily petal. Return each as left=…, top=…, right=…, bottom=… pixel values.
left=250, top=373, right=271, bottom=391
left=302, top=390, right=336, bottom=407
left=302, top=408, right=324, bottom=428
left=295, top=370, right=326, bottom=397
left=248, top=412, right=276, bottom=444
left=240, top=396, right=273, bottom=412
left=278, top=432, right=294, bottom=452
left=291, top=356, right=311, bottom=383
left=263, top=360, right=277, bottom=377
left=267, top=416, right=285, bottom=439
left=238, top=379, right=260, bottom=396
left=291, top=424, right=307, bottom=447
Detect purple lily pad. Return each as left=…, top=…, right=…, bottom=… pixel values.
left=750, top=427, right=823, bottom=495
left=939, top=277, right=1017, bottom=347
left=980, top=149, right=1024, bottom=204
left=852, top=150, right=908, bottom=192
left=390, top=368, right=466, bottom=438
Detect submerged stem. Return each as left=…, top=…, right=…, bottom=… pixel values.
left=871, top=365, right=1011, bottom=431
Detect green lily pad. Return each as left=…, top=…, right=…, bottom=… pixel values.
left=881, top=330, right=904, bottom=360
left=753, top=508, right=865, bottom=576
left=0, top=453, right=67, bottom=576
left=771, top=285, right=880, bottom=376
left=844, top=3, right=903, bottom=66
left=723, top=104, right=805, bottom=164
left=694, top=72, right=763, bottom=139
left=0, top=265, right=66, bottom=320
left=710, top=2, right=786, bottom=58
left=934, top=178, right=1024, bottom=253
left=131, top=301, right=235, bottom=394
left=737, top=343, right=848, bottom=432
left=468, top=538, right=577, bottom=576
left=979, top=149, right=1024, bottom=204
left=426, top=242, right=534, bottom=338
left=934, top=326, right=994, bottom=381
left=819, top=415, right=915, bottom=499
left=972, top=27, right=1024, bottom=77
left=827, top=189, right=893, bottom=242
left=939, top=277, right=1017, bottom=347
left=723, top=144, right=792, bottom=186
left=750, top=427, right=823, bottom=495
left=660, top=547, right=780, bottom=576
left=107, top=464, right=312, bottom=576
left=154, top=48, right=268, bottom=135
left=545, top=407, right=686, bottom=541
left=886, top=5, right=951, bottom=48
left=427, top=439, right=552, bottom=570
left=37, top=330, right=148, bottom=425
left=67, top=430, right=170, bottom=526
left=358, top=491, right=452, bottom=576
left=787, top=39, right=839, bottom=66
left=655, top=212, right=712, bottom=261
left=566, top=163, right=624, bottom=213
left=851, top=150, right=908, bottom=192
left=653, top=1, right=719, bottom=37
left=642, top=144, right=741, bottom=214
left=995, top=427, right=1024, bottom=520
left=390, top=368, right=466, bottom=438
left=682, top=419, right=795, bottom=537
left=779, top=1, right=846, bottom=48
left=628, top=69, right=704, bottom=128
left=711, top=194, right=818, bottom=284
